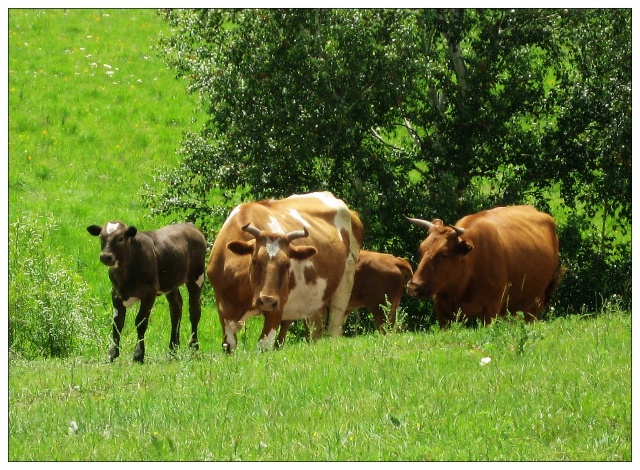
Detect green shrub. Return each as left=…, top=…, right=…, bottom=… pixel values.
left=9, top=215, right=104, bottom=359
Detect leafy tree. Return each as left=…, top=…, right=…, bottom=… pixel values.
left=145, top=8, right=631, bottom=324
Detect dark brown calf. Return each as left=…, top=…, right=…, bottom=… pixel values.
left=87, top=221, right=207, bottom=363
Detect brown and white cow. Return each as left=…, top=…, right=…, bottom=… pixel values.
left=87, top=221, right=207, bottom=363
left=276, top=249, right=414, bottom=345
left=405, top=205, right=564, bottom=327
left=206, top=191, right=364, bottom=353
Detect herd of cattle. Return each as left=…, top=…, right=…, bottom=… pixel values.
left=87, top=191, right=564, bottom=363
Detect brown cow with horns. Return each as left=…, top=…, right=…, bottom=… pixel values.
left=405, top=205, right=564, bottom=327
left=207, top=191, right=364, bottom=353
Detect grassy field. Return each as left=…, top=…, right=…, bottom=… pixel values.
left=7, top=9, right=632, bottom=462
left=8, top=312, right=632, bottom=461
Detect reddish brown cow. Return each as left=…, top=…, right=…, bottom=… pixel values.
left=206, top=192, right=364, bottom=353
left=87, top=221, right=207, bottom=363
left=346, top=250, right=414, bottom=332
left=405, top=205, right=564, bottom=327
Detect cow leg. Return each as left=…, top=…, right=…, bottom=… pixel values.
left=258, top=312, right=282, bottom=351
left=133, top=297, right=155, bottom=363
left=186, top=281, right=203, bottom=350
left=275, top=321, right=294, bottom=349
left=165, top=289, right=183, bottom=352
left=109, top=293, right=127, bottom=362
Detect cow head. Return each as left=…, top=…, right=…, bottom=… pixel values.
left=227, top=223, right=317, bottom=313
left=87, top=221, right=138, bottom=268
left=404, top=216, right=473, bottom=298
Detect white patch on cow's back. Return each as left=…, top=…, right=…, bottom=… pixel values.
left=123, top=297, right=139, bottom=308
left=257, top=328, right=277, bottom=351
left=267, top=215, right=285, bottom=234
left=106, top=222, right=120, bottom=235
left=195, top=273, right=205, bottom=288
left=266, top=237, right=280, bottom=259
left=282, top=260, right=328, bottom=320
left=312, top=191, right=343, bottom=209
left=288, top=209, right=310, bottom=227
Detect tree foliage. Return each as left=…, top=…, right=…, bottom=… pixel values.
left=144, top=8, right=631, bottom=321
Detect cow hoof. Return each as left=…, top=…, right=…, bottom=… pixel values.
left=188, top=339, right=200, bottom=351
left=133, top=345, right=145, bottom=363
left=108, top=346, right=120, bottom=362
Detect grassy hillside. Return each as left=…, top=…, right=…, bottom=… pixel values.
left=9, top=9, right=199, bottom=287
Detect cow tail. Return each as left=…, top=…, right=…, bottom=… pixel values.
left=545, top=263, right=568, bottom=305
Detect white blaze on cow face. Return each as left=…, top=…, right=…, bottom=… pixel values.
left=106, top=222, right=120, bottom=235
left=265, top=237, right=281, bottom=260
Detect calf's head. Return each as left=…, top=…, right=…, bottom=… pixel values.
left=87, top=221, right=137, bottom=268
left=227, top=223, right=317, bottom=313
left=404, top=216, right=473, bottom=298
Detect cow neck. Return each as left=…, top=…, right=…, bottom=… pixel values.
left=108, top=236, right=140, bottom=289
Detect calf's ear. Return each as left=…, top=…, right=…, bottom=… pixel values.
left=125, top=226, right=138, bottom=238
left=87, top=225, right=102, bottom=236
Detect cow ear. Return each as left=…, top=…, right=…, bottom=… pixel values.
left=289, top=245, right=318, bottom=260
left=432, top=219, right=444, bottom=226
left=456, top=239, right=473, bottom=255
left=227, top=239, right=255, bottom=256
left=125, top=226, right=138, bottom=238
left=87, top=225, right=102, bottom=236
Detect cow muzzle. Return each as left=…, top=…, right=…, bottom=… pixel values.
left=257, top=294, right=278, bottom=312
left=99, top=252, right=117, bottom=267
left=407, top=280, right=431, bottom=299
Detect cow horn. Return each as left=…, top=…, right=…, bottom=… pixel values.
left=242, top=223, right=262, bottom=238
left=404, top=215, right=435, bottom=231
left=451, top=225, right=465, bottom=236
left=287, top=227, right=309, bottom=241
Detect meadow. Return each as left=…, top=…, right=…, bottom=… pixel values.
left=7, top=9, right=632, bottom=462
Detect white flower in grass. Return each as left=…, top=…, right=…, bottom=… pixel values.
left=479, top=357, right=492, bottom=366
left=68, top=421, right=79, bottom=434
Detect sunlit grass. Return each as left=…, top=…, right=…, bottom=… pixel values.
left=9, top=312, right=631, bottom=461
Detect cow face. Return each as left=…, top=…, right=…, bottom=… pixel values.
left=87, top=221, right=138, bottom=268
left=405, top=218, right=473, bottom=298
left=227, top=224, right=317, bottom=313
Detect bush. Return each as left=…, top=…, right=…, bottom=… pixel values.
left=9, top=215, right=103, bottom=359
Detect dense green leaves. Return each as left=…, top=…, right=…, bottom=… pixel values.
left=146, top=8, right=631, bottom=318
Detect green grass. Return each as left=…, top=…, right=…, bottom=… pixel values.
left=9, top=8, right=201, bottom=300
left=7, top=9, right=632, bottom=462
left=9, top=312, right=631, bottom=461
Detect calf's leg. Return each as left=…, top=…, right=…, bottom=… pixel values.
left=166, top=289, right=183, bottom=351
left=133, top=297, right=155, bottom=363
left=186, top=281, right=203, bottom=350
left=109, top=294, right=127, bottom=362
